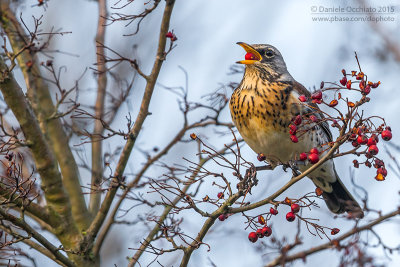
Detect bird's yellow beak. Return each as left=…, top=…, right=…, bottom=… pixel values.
left=236, top=42, right=262, bottom=64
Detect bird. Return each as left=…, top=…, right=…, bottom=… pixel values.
left=229, top=42, right=363, bottom=218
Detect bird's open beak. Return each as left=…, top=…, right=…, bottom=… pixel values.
left=236, top=42, right=262, bottom=64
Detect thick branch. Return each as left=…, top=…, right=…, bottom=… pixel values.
left=89, top=0, right=108, bottom=215
left=0, top=185, right=50, bottom=224
left=82, top=0, right=176, bottom=251
left=0, top=57, right=81, bottom=246
left=0, top=225, right=68, bottom=267
left=0, top=2, right=90, bottom=230
left=0, top=208, right=76, bottom=267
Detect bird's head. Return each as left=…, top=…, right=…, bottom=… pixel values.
left=236, top=42, right=292, bottom=81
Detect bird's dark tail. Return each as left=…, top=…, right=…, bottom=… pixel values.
left=319, top=171, right=364, bottom=219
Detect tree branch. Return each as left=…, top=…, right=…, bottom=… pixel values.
left=0, top=208, right=76, bottom=267
left=0, top=57, right=81, bottom=247
left=89, top=0, right=108, bottom=215
left=0, top=224, right=68, bottom=267
left=82, top=0, right=176, bottom=251
left=0, top=185, right=50, bottom=225
left=0, top=2, right=90, bottom=230
left=265, top=208, right=400, bottom=266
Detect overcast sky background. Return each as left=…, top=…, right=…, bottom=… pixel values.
left=10, top=0, right=400, bottom=266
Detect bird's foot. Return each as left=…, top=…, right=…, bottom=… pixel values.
left=283, top=160, right=302, bottom=176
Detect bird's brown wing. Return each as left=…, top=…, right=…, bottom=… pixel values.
left=293, top=81, right=333, bottom=142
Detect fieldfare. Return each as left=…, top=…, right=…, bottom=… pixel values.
left=229, top=42, right=363, bottom=218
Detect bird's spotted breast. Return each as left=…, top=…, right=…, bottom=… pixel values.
left=229, top=80, right=304, bottom=162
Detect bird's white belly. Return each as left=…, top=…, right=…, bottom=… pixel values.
left=241, top=120, right=312, bottom=164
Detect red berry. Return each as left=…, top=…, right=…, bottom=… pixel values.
left=166, top=31, right=174, bottom=38
left=331, top=228, right=340, bottom=235
left=261, top=226, right=272, bottom=237
left=286, top=212, right=296, bottom=222
left=377, top=167, right=388, bottom=177
left=289, top=124, right=297, bottom=133
left=256, top=228, right=264, bottom=238
left=217, top=192, right=224, bottom=199
left=257, top=153, right=266, bottom=161
left=353, top=159, right=359, bottom=168
left=315, top=187, right=323, bottom=196
left=375, top=173, right=385, bottom=181
left=293, top=115, right=302, bottom=125
left=367, top=137, right=377, bottom=147
left=258, top=215, right=265, bottom=225
left=340, top=76, right=347, bottom=86
left=298, top=95, right=307, bottom=102
left=359, top=81, right=365, bottom=90
left=299, top=152, right=307, bottom=161
left=357, top=135, right=368, bottom=145
left=381, top=130, right=392, bottom=141
left=351, top=140, right=359, bottom=148
left=270, top=207, right=278, bottom=215
left=248, top=232, right=258, bottom=243
left=218, top=214, right=227, bottom=221
left=329, top=99, right=338, bottom=107
left=368, top=145, right=379, bottom=155
left=291, top=203, right=300, bottom=213
left=362, top=85, right=371, bottom=95
left=308, top=153, right=319, bottom=164
left=346, top=80, right=352, bottom=89
left=290, top=135, right=298, bottom=143
left=245, top=52, right=256, bottom=60
left=309, top=147, right=319, bottom=155
left=371, top=81, right=381, bottom=88
left=374, top=158, right=384, bottom=168
left=309, top=115, right=318, bottom=122
left=311, top=90, right=322, bottom=100
left=341, top=69, right=346, bottom=76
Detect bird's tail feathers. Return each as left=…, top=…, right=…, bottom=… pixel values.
left=317, top=171, right=364, bottom=219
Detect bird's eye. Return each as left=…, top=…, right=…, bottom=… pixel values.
left=265, top=49, right=274, bottom=58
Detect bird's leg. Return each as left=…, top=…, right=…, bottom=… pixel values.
left=255, top=157, right=279, bottom=171
left=284, top=160, right=302, bottom=177
left=255, top=164, right=273, bottom=172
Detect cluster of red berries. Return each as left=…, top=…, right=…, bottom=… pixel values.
left=286, top=202, right=300, bottom=222
left=288, top=115, right=302, bottom=143
left=288, top=113, right=320, bottom=144
left=247, top=200, right=341, bottom=243
left=351, top=126, right=392, bottom=181
left=339, top=69, right=380, bottom=95
left=297, top=147, right=320, bottom=165
left=297, top=69, right=381, bottom=111
left=166, top=31, right=177, bottom=41
left=248, top=214, right=273, bottom=243
left=247, top=207, right=280, bottom=243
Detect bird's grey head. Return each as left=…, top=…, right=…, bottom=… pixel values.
left=236, top=42, right=293, bottom=81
